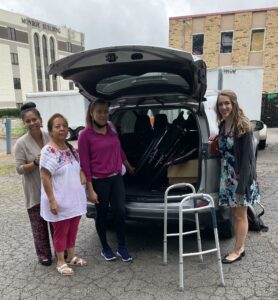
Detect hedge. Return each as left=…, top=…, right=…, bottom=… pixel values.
left=0, top=108, right=20, bottom=118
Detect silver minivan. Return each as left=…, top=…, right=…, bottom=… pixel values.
left=49, top=45, right=260, bottom=238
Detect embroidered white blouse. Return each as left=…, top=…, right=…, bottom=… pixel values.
left=40, top=145, right=87, bottom=222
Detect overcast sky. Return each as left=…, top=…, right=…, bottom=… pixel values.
left=0, top=0, right=277, bottom=49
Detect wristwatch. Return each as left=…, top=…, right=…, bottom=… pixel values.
left=33, top=158, right=40, bottom=166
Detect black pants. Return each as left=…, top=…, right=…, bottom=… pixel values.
left=92, top=174, right=126, bottom=247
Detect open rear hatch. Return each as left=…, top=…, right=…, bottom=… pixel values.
left=48, top=45, right=207, bottom=107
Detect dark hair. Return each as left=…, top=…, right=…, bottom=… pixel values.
left=86, top=98, right=109, bottom=127
left=47, top=113, right=68, bottom=132
left=20, top=102, right=42, bottom=121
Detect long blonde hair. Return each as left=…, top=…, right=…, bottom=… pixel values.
left=216, top=89, right=252, bottom=137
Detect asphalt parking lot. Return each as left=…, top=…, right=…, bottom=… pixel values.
left=0, top=129, right=277, bottom=300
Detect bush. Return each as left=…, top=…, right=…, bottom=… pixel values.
left=0, top=108, right=20, bottom=118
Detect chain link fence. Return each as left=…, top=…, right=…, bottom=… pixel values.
left=261, top=93, right=278, bottom=127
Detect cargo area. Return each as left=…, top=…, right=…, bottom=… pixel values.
left=112, top=107, right=200, bottom=200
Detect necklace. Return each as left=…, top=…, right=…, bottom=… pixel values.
left=51, top=140, right=67, bottom=150
left=224, top=120, right=233, bottom=134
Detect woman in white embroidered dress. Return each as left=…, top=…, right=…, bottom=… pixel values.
left=40, top=113, right=87, bottom=276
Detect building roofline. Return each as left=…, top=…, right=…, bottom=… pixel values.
left=169, top=7, right=278, bottom=20
left=0, top=7, right=83, bottom=34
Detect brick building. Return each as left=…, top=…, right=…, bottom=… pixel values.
left=169, top=7, right=278, bottom=93
left=0, top=8, right=85, bottom=108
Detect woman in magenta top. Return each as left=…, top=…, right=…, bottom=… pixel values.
left=78, top=99, right=134, bottom=262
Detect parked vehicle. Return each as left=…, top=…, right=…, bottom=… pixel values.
left=250, top=120, right=267, bottom=150
left=258, top=121, right=267, bottom=149
left=48, top=45, right=262, bottom=238
left=25, top=90, right=89, bottom=140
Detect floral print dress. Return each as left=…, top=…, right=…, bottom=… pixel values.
left=218, top=128, right=260, bottom=207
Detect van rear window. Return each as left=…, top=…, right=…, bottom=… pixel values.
left=96, top=73, right=191, bottom=96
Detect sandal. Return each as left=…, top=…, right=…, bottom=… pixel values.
left=67, top=256, right=87, bottom=266
left=56, top=264, right=74, bottom=276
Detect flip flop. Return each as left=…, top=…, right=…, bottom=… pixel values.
left=56, top=264, right=74, bottom=276
left=67, top=256, right=87, bottom=266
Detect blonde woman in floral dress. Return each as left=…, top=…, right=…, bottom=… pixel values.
left=215, top=90, right=260, bottom=264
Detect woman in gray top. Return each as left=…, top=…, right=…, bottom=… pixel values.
left=14, top=102, right=52, bottom=266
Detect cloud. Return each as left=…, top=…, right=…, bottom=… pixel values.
left=0, top=0, right=171, bottom=48
left=68, top=0, right=168, bottom=48
left=0, top=0, right=277, bottom=49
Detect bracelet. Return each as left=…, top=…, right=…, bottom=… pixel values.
left=33, top=159, right=39, bottom=166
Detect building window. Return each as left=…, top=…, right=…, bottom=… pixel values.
left=8, top=27, right=16, bottom=41
left=69, top=81, right=74, bottom=90
left=220, top=31, right=233, bottom=53
left=250, top=29, right=265, bottom=51
left=50, top=37, right=56, bottom=62
left=66, top=42, right=72, bottom=53
left=192, top=34, right=204, bottom=55
left=50, top=37, right=57, bottom=91
left=11, top=53, right=19, bottom=65
left=13, top=78, right=21, bottom=89
left=42, top=35, right=50, bottom=91
left=34, top=33, right=43, bottom=91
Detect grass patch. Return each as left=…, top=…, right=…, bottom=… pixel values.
left=0, top=118, right=26, bottom=138
left=12, top=124, right=26, bottom=137
left=0, top=164, right=16, bottom=175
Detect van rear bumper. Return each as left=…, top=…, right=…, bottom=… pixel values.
left=86, top=199, right=231, bottom=228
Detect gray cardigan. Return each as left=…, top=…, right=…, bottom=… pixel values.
left=219, top=122, right=257, bottom=196
left=233, top=130, right=257, bottom=196
left=14, top=130, right=50, bottom=209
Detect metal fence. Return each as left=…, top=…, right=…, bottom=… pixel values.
left=261, top=93, right=278, bottom=127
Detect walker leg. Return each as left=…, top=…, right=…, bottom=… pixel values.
left=213, top=227, right=225, bottom=285
left=163, top=201, right=168, bottom=265
left=179, top=261, right=184, bottom=291
left=163, top=239, right=167, bottom=265
left=195, top=212, right=203, bottom=262
left=179, top=208, right=184, bottom=290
